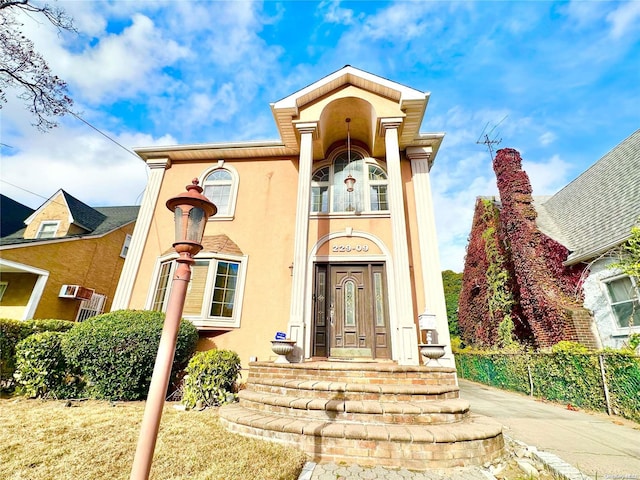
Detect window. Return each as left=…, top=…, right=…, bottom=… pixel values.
left=310, top=150, right=389, bottom=214
left=0, top=281, right=7, bottom=302
left=36, top=221, right=59, bottom=239
left=150, top=254, right=246, bottom=328
left=76, top=293, right=106, bottom=322
left=605, top=276, right=640, bottom=328
left=202, top=166, right=238, bottom=219
left=120, top=234, right=132, bottom=258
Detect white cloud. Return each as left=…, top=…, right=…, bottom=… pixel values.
left=320, top=0, right=356, bottom=25
left=63, top=14, right=188, bottom=104
left=607, top=1, right=640, bottom=39
left=522, top=154, right=572, bottom=196
left=539, top=131, right=557, bottom=146
left=1, top=114, right=175, bottom=209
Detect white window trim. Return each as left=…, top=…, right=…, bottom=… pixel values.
left=603, top=274, right=640, bottom=334
left=200, top=162, right=239, bottom=221
left=310, top=149, right=390, bottom=217
left=146, top=251, right=248, bottom=329
left=120, top=234, right=132, bottom=258
left=36, top=220, right=60, bottom=239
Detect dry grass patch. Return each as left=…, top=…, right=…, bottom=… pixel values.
left=0, top=397, right=307, bottom=480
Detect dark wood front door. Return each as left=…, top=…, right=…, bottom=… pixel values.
left=312, top=263, right=390, bottom=359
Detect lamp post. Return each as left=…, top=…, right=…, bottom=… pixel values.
left=130, top=179, right=216, bottom=480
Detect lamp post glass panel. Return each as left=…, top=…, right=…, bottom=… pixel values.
left=130, top=179, right=215, bottom=480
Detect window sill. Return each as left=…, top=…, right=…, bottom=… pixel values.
left=195, top=325, right=237, bottom=332
left=207, top=216, right=235, bottom=222
left=310, top=212, right=390, bottom=220
left=612, top=327, right=640, bottom=337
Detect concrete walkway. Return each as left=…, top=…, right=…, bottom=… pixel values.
left=302, top=379, right=640, bottom=480
left=458, top=379, right=640, bottom=479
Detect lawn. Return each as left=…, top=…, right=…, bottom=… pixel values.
left=0, top=397, right=308, bottom=480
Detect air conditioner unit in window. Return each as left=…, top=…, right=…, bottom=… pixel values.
left=59, top=285, right=94, bottom=300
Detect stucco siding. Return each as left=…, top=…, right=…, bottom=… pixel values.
left=582, top=258, right=635, bottom=349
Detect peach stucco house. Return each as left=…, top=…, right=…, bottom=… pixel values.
left=112, top=66, right=453, bottom=368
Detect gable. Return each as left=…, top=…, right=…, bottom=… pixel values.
left=539, top=129, right=640, bottom=264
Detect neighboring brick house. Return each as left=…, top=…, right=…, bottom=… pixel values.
left=0, top=190, right=138, bottom=321
left=459, top=129, right=640, bottom=350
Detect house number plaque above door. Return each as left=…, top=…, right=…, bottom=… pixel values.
left=332, top=244, right=369, bottom=252
left=319, top=237, right=382, bottom=256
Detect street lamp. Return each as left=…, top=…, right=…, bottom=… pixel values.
left=130, top=179, right=216, bottom=480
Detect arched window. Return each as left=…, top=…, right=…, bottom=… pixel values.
left=310, top=151, right=388, bottom=214
left=201, top=166, right=238, bottom=219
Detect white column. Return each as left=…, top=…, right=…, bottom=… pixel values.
left=287, top=122, right=318, bottom=361
left=408, top=147, right=455, bottom=367
left=112, top=158, right=170, bottom=311
left=380, top=118, right=419, bottom=365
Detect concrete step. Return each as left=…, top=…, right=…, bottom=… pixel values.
left=238, top=389, right=470, bottom=424
left=220, top=361, right=505, bottom=469
left=248, top=361, right=458, bottom=386
left=219, top=404, right=504, bottom=469
left=247, top=377, right=461, bottom=401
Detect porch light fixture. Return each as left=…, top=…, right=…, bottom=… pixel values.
left=130, top=178, right=216, bottom=480
left=344, top=118, right=356, bottom=193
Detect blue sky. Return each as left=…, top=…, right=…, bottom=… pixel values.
left=2, top=0, right=639, bottom=271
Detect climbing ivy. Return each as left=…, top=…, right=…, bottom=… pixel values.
left=610, top=224, right=640, bottom=279
left=459, top=148, right=587, bottom=349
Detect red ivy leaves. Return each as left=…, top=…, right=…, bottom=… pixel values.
left=459, top=148, right=586, bottom=349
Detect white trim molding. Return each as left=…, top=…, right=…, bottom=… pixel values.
left=111, top=157, right=170, bottom=310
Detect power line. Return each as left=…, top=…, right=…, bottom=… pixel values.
left=69, top=111, right=140, bottom=160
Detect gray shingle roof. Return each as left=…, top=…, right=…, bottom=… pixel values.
left=62, top=191, right=107, bottom=231
left=0, top=194, right=34, bottom=237
left=0, top=205, right=139, bottom=246
left=537, top=128, right=640, bottom=264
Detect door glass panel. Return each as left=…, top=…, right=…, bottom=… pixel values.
left=373, top=272, right=385, bottom=326
left=344, top=280, right=356, bottom=326
left=317, top=271, right=326, bottom=326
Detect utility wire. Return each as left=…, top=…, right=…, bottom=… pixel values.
left=69, top=110, right=140, bottom=160
left=3, top=110, right=147, bottom=206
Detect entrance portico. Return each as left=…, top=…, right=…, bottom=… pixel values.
left=279, top=67, right=450, bottom=366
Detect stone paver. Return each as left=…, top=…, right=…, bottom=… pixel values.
left=306, top=462, right=494, bottom=480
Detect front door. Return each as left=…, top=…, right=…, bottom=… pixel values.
left=312, top=263, right=391, bottom=359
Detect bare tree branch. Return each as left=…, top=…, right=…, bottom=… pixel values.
left=0, top=0, right=75, bottom=130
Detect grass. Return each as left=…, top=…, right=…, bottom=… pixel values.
left=0, top=397, right=308, bottom=480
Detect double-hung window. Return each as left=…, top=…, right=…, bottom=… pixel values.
left=36, top=221, right=59, bottom=239
left=605, top=276, right=640, bottom=329
left=310, top=150, right=389, bottom=214
left=150, top=254, right=246, bottom=328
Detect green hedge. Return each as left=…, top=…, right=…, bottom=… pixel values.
left=1, top=318, right=75, bottom=391
left=13, top=331, right=83, bottom=399
left=62, top=310, right=199, bottom=401
left=182, top=349, right=242, bottom=409
left=456, top=346, right=640, bottom=423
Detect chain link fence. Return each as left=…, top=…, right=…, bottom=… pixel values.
left=455, top=351, right=640, bottom=423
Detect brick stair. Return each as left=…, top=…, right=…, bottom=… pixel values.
left=219, top=361, right=504, bottom=469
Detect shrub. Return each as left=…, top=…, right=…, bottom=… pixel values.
left=62, top=310, right=198, bottom=401
left=21, top=319, right=75, bottom=336
left=182, top=349, right=242, bottom=409
left=1, top=319, right=24, bottom=390
left=14, top=331, right=83, bottom=399
left=1, top=318, right=75, bottom=392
